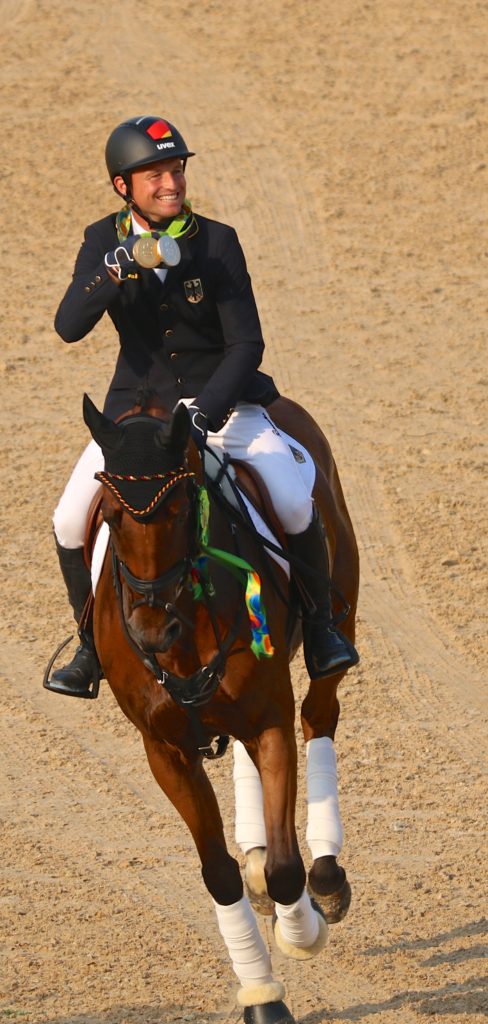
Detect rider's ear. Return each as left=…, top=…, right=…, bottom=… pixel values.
left=113, top=174, right=128, bottom=197
left=83, top=393, right=123, bottom=451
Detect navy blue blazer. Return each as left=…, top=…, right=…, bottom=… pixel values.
left=55, top=211, right=279, bottom=428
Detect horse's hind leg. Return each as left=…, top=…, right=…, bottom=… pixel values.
left=301, top=675, right=352, bottom=922
left=142, top=735, right=291, bottom=1016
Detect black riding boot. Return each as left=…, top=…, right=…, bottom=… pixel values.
left=45, top=540, right=101, bottom=699
left=286, top=509, right=359, bottom=680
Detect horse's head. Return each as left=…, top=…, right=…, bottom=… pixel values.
left=83, top=394, right=202, bottom=654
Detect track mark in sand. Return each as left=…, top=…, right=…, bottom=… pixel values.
left=0, top=0, right=31, bottom=24
left=346, top=470, right=488, bottom=728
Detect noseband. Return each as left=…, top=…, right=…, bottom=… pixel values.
left=114, top=549, right=191, bottom=610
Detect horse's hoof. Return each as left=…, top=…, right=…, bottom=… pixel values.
left=308, top=876, right=352, bottom=923
left=307, top=856, right=352, bottom=923
left=243, top=1001, right=296, bottom=1024
left=244, top=847, right=274, bottom=916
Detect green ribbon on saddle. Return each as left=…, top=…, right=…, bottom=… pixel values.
left=191, top=487, right=275, bottom=660
left=116, top=200, right=194, bottom=243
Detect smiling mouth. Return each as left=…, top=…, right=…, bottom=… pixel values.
left=158, top=192, right=179, bottom=203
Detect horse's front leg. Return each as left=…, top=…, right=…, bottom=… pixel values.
left=142, top=735, right=290, bottom=1017
left=300, top=675, right=352, bottom=922
left=249, top=727, right=328, bottom=961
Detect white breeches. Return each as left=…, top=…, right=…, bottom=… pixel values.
left=53, top=439, right=105, bottom=549
left=207, top=404, right=312, bottom=534
left=53, top=401, right=313, bottom=548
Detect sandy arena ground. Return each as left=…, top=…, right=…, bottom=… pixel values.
left=1, top=2, right=487, bottom=1022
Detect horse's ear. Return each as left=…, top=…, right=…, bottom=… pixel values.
left=155, top=402, right=191, bottom=452
left=171, top=402, right=192, bottom=447
left=83, top=394, right=122, bottom=451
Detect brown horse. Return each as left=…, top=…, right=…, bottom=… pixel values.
left=83, top=392, right=359, bottom=1023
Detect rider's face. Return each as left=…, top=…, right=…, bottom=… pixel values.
left=115, top=158, right=187, bottom=224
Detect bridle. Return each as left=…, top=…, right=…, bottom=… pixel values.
left=101, top=466, right=241, bottom=757
left=105, top=465, right=197, bottom=635
left=114, top=546, right=192, bottom=610
left=97, top=462, right=198, bottom=612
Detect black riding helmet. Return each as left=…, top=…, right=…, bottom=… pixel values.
left=106, top=116, right=195, bottom=184
left=106, top=116, right=195, bottom=228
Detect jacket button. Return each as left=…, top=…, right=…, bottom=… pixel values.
left=84, top=285, right=91, bottom=293
left=170, top=352, right=178, bottom=360
left=177, top=376, right=185, bottom=384
left=160, top=303, right=169, bottom=311
left=95, top=275, right=101, bottom=283
left=164, top=328, right=174, bottom=337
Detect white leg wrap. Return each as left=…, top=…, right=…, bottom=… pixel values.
left=274, top=890, right=328, bottom=960
left=213, top=896, right=285, bottom=1006
left=306, top=737, right=343, bottom=859
left=233, top=740, right=266, bottom=854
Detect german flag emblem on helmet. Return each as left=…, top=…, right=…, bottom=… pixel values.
left=146, top=120, right=172, bottom=141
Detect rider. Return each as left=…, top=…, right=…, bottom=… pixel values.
left=49, top=114, right=358, bottom=698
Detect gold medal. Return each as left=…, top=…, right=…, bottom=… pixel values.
left=133, top=235, right=181, bottom=269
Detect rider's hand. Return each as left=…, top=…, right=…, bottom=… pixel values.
left=188, top=405, right=208, bottom=453
left=104, top=236, right=139, bottom=281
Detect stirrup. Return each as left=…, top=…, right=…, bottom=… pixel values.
left=43, top=635, right=101, bottom=699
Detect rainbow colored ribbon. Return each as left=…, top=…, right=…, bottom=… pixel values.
left=192, top=487, right=274, bottom=660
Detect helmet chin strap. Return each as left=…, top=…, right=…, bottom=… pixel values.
left=128, top=197, right=175, bottom=231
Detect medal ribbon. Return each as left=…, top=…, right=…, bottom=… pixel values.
left=116, top=200, right=194, bottom=244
